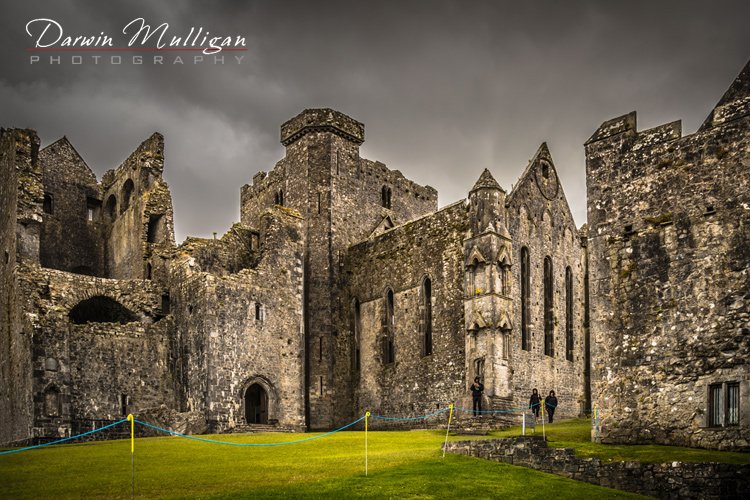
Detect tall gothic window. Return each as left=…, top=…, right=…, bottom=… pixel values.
left=353, top=298, right=361, bottom=371
left=382, top=288, right=395, bottom=364
left=565, top=266, right=574, bottom=362
left=421, top=277, right=433, bottom=356
left=521, top=247, right=530, bottom=351
left=544, top=256, right=554, bottom=357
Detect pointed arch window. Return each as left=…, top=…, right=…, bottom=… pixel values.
left=353, top=298, right=361, bottom=371
left=565, top=266, right=574, bottom=362
left=521, top=247, right=530, bottom=351
left=544, top=256, right=554, bottom=357
left=421, top=277, right=433, bottom=356
left=382, top=288, right=395, bottom=364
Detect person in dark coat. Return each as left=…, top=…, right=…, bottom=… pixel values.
left=545, top=390, right=558, bottom=423
left=470, top=377, right=484, bottom=416
left=529, top=388, right=541, bottom=419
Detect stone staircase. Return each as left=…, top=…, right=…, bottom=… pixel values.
left=452, top=395, right=520, bottom=435
left=230, top=423, right=298, bottom=434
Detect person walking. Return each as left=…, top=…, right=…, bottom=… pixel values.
left=545, top=390, right=558, bottom=423
left=529, top=388, right=541, bottom=419
left=470, top=377, right=484, bottom=417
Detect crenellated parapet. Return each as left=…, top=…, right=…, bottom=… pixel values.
left=280, top=108, right=365, bottom=146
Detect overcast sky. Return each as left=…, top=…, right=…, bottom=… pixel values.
left=1, top=1, right=748, bottom=242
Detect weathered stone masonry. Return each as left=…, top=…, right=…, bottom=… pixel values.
left=1, top=60, right=748, bottom=453
left=587, top=60, right=750, bottom=450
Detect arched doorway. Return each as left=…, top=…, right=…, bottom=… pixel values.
left=244, top=384, right=268, bottom=424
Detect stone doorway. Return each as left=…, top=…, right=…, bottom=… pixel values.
left=244, top=384, right=268, bottom=424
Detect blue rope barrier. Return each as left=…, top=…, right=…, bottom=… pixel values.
left=0, top=418, right=128, bottom=456
left=133, top=416, right=365, bottom=447
left=370, top=407, right=450, bottom=421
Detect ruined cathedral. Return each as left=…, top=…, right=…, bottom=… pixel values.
left=1, top=60, right=748, bottom=451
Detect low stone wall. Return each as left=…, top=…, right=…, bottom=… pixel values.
left=444, top=436, right=749, bottom=499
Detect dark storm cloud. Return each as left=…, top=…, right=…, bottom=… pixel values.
left=1, top=1, right=749, bottom=241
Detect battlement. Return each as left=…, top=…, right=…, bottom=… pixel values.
left=280, top=108, right=364, bottom=146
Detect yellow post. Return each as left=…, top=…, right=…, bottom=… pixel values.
left=365, top=411, right=370, bottom=477
left=442, top=403, right=454, bottom=458
left=127, top=414, right=134, bottom=499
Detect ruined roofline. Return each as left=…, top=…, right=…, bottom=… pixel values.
left=348, top=198, right=467, bottom=250
left=102, top=131, right=164, bottom=187
left=280, top=108, right=365, bottom=146
left=584, top=110, right=691, bottom=148
left=40, top=136, right=96, bottom=180
left=699, top=58, right=750, bottom=131
left=587, top=59, right=750, bottom=146
left=37, top=132, right=166, bottom=188
left=177, top=207, right=300, bottom=250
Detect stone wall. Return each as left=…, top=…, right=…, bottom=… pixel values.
left=0, top=128, right=37, bottom=444
left=343, top=201, right=468, bottom=425
left=171, top=208, right=306, bottom=432
left=16, top=265, right=176, bottom=440
left=506, top=144, right=589, bottom=419
left=445, top=436, right=749, bottom=499
left=586, top=60, right=750, bottom=450
left=38, top=138, right=104, bottom=277
left=101, top=132, right=173, bottom=280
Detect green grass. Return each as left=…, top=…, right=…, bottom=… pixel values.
left=0, top=429, right=646, bottom=499
left=482, top=418, right=750, bottom=465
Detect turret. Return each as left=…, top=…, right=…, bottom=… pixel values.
left=463, top=169, right=513, bottom=404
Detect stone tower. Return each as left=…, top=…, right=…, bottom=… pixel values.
left=240, top=109, right=437, bottom=429
left=464, top=169, right=514, bottom=403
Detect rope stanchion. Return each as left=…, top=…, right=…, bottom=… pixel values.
left=0, top=418, right=128, bottom=456
left=365, top=411, right=370, bottom=477
left=128, top=414, right=135, bottom=500
left=541, top=403, right=546, bottom=440
left=442, top=403, right=453, bottom=458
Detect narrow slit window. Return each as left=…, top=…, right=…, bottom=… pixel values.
left=43, top=193, right=54, bottom=214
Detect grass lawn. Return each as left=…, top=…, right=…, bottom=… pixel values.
left=0, top=427, right=646, bottom=499
left=483, top=418, right=750, bottom=465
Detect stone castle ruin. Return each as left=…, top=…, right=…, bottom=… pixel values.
left=1, top=60, right=748, bottom=450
